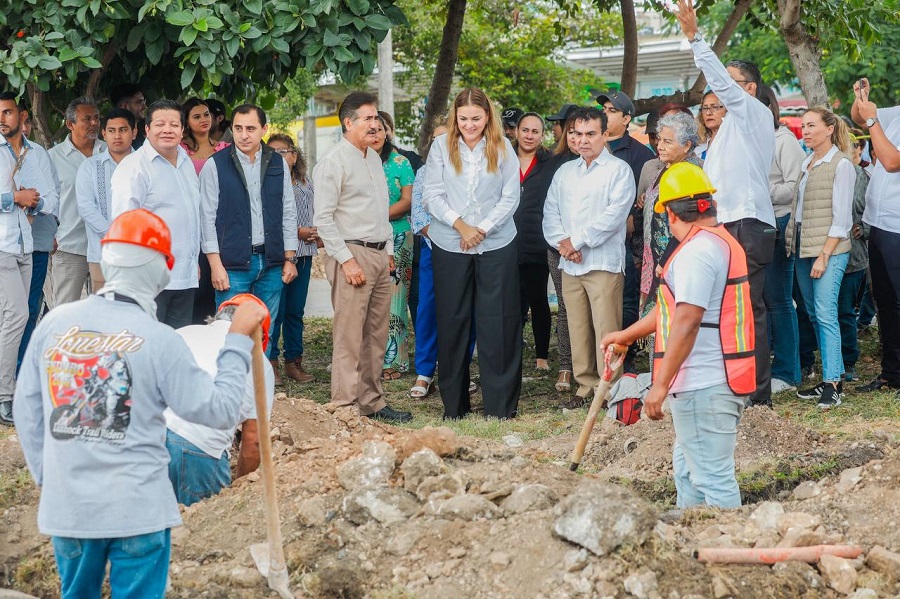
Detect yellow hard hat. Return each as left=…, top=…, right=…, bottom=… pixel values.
left=654, top=162, right=717, bottom=213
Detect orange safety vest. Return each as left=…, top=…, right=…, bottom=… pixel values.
left=653, top=225, right=756, bottom=395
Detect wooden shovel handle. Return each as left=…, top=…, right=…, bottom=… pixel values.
left=568, top=345, right=625, bottom=471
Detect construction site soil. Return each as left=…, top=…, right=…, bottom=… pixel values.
left=2, top=394, right=899, bottom=598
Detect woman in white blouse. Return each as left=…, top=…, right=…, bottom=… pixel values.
left=785, top=107, right=856, bottom=408
left=422, top=88, right=522, bottom=419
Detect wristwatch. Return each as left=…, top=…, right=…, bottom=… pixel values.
left=689, top=32, right=703, bottom=44
left=866, top=117, right=879, bottom=128
left=286, top=256, right=299, bottom=265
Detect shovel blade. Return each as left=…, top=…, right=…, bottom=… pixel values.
left=250, top=543, right=293, bottom=599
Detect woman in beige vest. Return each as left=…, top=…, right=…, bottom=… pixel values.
left=785, top=107, right=855, bottom=408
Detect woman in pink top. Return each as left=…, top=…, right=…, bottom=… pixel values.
left=180, top=98, right=230, bottom=174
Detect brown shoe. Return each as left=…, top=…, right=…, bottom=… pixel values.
left=561, top=394, right=588, bottom=409
left=284, top=357, right=314, bottom=383
left=270, top=359, right=283, bottom=386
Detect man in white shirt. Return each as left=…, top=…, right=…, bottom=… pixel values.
left=199, top=104, right=298, bottom=322
left=48, top=97, right=106, bottom=307
left=852, top=78, right=900, bottom=394
left=111, top=99, right=202, bottom=328
left=543, top=107, right=636, bottom=408
left=76, top=108, right=136, bottom=294
left=165, top=294, right=274, bottom=506
left=0, top=91, right=59, bottom=426
left=675, top=0, right=776, bottom=408
left=313, top=91, right=410, bottom=423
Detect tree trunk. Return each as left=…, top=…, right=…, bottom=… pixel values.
left=633, top=0, right=752, bottom=116
left=777, top=0, right=828, bottom=106
left=26, top=84, right=53, bottom=148
left=619, top=0, right=638, bottom=97
left=85, top=41, right=119, bottom=100
left=416, top=0, right=467, bottom=156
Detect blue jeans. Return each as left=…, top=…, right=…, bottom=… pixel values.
left=795, top=250, right=849, bottom=382
left=216, top=254, right=283, bottom=325
left=16, top=250, right=49, bottom=373
left=414, top=243, right=475, bottom=377
left=764, top=214, right=800, bottom=385
left=269, top=256, right=312, bottom=360
left=669, top=383, right=745, bottom=508
left=838, top=269, right=865, bottom=370
left=52, top=529, right=171, bottom=599
left=166, top=430, right=230, bottom=507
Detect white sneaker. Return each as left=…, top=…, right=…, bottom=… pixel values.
left=771, top=378, right=797, bottom=394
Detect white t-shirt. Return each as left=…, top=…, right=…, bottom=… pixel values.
left=663, top=230, right=729, bottom=394
left=164, top=320, right=274, bottom=458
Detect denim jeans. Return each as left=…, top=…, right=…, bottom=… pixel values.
left=17, top=250, right=49, bottom=373
left=763, top=214, right=800, bottom=385
left=166, top=430, right=230, bottom=507
left=216, top=254, right=284, bottom=325
left=669, top=383, right=745, bottom=508
left=795, top=250, right=849, bottom=382
left=269, top=256, right=312, bottom=361
left=52, top=529, right=171, bottom=599
left=838, top=269, right=866, bottom=371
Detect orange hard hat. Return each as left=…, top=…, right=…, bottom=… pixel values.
left=217, top=293, right=271, bottom=351
left=101, top=208, right=175, bottom=269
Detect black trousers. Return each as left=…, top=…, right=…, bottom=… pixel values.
left=725, top=218, right=776, bottom=407
left=868, top=227, right=900, bottom=382
left=519, top=262, right=551, bottom=360
left=192, top=254, right=217, bottom=324
left=432, top=243, right=522, bottom=419
left=156, top=289, right=196, bottom=329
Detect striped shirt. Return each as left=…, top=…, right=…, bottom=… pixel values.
left=0, top=134, right=60, bottom=254
left=293, top=178, right=317, bottom=258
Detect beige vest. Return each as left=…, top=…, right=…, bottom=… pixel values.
left=786, top=151, right=852, bottom=259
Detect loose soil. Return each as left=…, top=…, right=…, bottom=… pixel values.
left=3, top=393, right=899, bottom=599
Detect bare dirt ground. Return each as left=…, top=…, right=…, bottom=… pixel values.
left=4, top=392, right=899, bottom=599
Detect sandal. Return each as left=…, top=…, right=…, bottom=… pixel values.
left=409, top=376, right=434, bottom=398
left=381, top=368, right=402, bottom=381
left=555, top=370, right=572, bottom=392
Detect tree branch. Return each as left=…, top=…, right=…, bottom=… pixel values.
left=619, top=0, right=638, bottom=97
left=85, top=40, right=120, bottom=100
left=416, top=0, right=467, bottom=155
left=25, top=83, right=52, bottom=148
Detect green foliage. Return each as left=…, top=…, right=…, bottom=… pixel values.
left=266, top=68, right=319, bottom=126
left=723, top=0, right=900, bottom=106
left=391, top=0, right=619, bottom=138
left=0, top=0, right=407, bottom=103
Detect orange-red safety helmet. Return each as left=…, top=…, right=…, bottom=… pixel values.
left=101, top=208, right=175, bottom=270
left=217, top=293, right=271, bottom=351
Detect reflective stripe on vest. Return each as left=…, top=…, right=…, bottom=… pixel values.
left=653, top=225, right=756, bottom=395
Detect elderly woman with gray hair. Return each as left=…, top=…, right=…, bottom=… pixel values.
left=639, top=111, right=703, bottom=313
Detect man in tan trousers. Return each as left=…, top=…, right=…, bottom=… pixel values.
left=313, top=91, right=412, bottom=423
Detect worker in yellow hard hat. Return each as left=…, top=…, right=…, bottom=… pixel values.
left=601, top=162, right=755, bottom=509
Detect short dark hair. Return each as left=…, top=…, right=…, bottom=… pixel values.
left=103, top=108, right=136, bottom=130
left=668, top=196, right=718, bottom=222
left=232, top=104, right=267, bottom=127
left=146, top=99, right=184, bottom=126
left=338, top=92, right=378, bottom=132
left=571, top=106, right=608, bottom=133
left=0, top=91, right=17, bottom=103
left=726, top=60, right=762, bottom=86
left=110, top=84, right=143, bottom=107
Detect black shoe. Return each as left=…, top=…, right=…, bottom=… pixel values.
left=856, top=378, right=900, bottom=393
left=817, top=384, right=843, bottom=408
left=797, top=382, right=828, bottom=400
left=0, top=400, right=13, bottom=427
left=368, top=405, right=413, bottom=423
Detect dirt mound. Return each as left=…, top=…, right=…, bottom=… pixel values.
left=4, top=396, right=900, bottom=599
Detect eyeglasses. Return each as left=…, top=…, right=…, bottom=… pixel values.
left=274, top=148, right=297, bottom=155
left=700, top=104, right=725, bottom=113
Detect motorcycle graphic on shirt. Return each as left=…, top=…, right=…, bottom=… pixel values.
left=43, top=326, right=145, bottom=442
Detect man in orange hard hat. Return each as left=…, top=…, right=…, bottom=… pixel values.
left=13, top=209, right=268, bottom=597
left=601, top=163, right=754, bottom=509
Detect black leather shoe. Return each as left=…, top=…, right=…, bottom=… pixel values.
left=0, top=400, right=14, bottom=427
left=368, top=405, right=413, bottom=423
left=856, top=378, right=900, bottom=393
